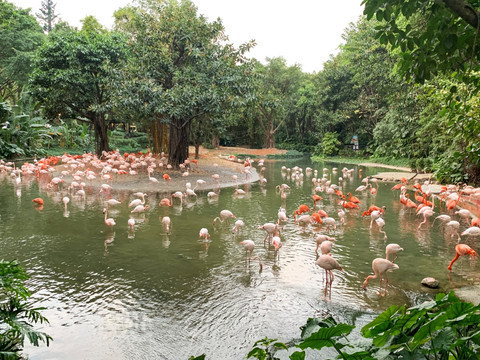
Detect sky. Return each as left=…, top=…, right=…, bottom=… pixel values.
left=11, top=0, right=365, bottom=73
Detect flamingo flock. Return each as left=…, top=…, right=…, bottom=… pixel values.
left=2, top=150, right=479, bottom=300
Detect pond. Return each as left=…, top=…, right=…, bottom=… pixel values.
left=0, top=157, right=478, bottom=359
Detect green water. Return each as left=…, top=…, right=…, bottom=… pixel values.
left=0, top=158, right=478, bottom=359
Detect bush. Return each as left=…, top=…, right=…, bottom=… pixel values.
left=0, top=260, right=52, bottom=358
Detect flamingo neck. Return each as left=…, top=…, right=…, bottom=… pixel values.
left=448, top=253, right=460, bottom=271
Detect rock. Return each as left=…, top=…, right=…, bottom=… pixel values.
left=421, top=277, right=439, bottom=288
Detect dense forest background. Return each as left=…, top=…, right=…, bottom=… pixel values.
left=2, top=0, right=480, bottom=184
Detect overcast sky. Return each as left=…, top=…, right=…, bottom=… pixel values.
left=11, top=0, right=365, bottom=73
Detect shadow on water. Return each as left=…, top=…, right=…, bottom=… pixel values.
left=0, top=158, right=478, bottom=359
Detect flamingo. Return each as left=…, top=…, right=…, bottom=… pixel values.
left=131, top=204, right=149, bottom=213
left=347, top=192, right=361, bottom=204
left=312, top=194, right=323, bottom=208
left=172, top=191, right=184, bottom=205
left=322, top=217, right=336, bottom=232
left=239, top=240, right=263, bottom=270
left=369, top=210, right=382, bottom=229
left=231, top=219, right=245, bottom=234
left=62, top=196, right=70, bottom=211
left=106, top=198, right=121, bottom=207
left=159, top=196, right=173, bottom=207
left=461, top=226, right=480, bottom=238
left=129, top=193, right=146, bottom=208
left=103, top=208, right=115, bottom=227
left=293, top=204, right=311, bottom=219
left=363, top=258, right=399, bottom=296
left=448, top=244, right=478, bottom=271
left=375, top=217, right=387, bottom=239
left=258, top=222, right=278, bottom=246
left=32, top=198, right=44, bottom=206
left=338, top=209, right=345, bottom=225
left=385, top=243, right=403, bottom=262
left=199, top=228, right=210, bottom=240
left=272, top=236, right=282, bottom=250
left=315, top=235, right=336, bottom=254
left=315, top=254, right=343, bottom=286
left=417, top=207, right=435, bottom=229
left=162, top=216, right=171, bottom=234
left=277, top=208, right=288, bottom=225
left=128, top=218, right=135, bottom=230
left=213, top=210, right=236, bottom=225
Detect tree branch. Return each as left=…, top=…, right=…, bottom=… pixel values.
left=441, top=0, right=479, bottom=29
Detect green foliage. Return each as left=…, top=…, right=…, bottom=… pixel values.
left=30, top=26, right=129, bottom=155
left=247, top=337, right=288, bottom=360
left=109, top=130, right=148, bottom=153
left=0, top=1, right=45, bottom=102
left=243, top=291, right=480, bottom=360
left=0, top=94, right=51, bottom=159
left=0, top=260, right=52, bottom=359
left=362, top=0, right=480, bottom=84
left=315, top=132, right=341, bottom=157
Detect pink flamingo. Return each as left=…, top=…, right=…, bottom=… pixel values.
left=162, top=216, right=171, bottom=234
left=315, top=254, right=343, bottom=286
left=363, top=258, right=399, bottom=296
left=213, top=210, right=236, bottom=225
left=103, top=208, right=116, bottom=227
left=128, top=218, right=135, bottom=230
left=258, top=222, right=278, bottom=246
left=315, top=235, right=336, bottom=254
left=385, top=243, right=403, bottom=262
left=448, top=244, right=478, bottom=271
left=199, top=228, right=210, bottom=240
left=239, top=240, right=263, bottom=270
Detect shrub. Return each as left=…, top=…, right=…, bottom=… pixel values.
left=0, top=260, right=52, bottom=358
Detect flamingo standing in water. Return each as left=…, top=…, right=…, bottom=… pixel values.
left=448, top=244, right=478, bottom=271
left=128, top=218, right=135, bottom=230
left=315, top=254, right=343, bottom=286
left=315, top=235, right=336, bottom=254
left=199, top=228, right=210, bottom=240
left=258, top=222, right=278, bottom=246
left=239, top=240, right=263, bottom=270
left=385, top=243, right=403, bottom=262
left=363, top=258, right=399, bottom=296
left=231, top=219, right=245, bottom=234
left=162, top=216, right=171, bottom=234
left=213, top=210, right=236, bottom=225
left=103, top=208, right=116, bottom=227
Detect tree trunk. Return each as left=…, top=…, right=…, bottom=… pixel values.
left=92, top=112, right=109, bottom=157
left=161, top=123, right=169, bottom=154
left=168, top=119, right=189, bottom=168
left=264, top=130, right=275, bottom=148
left=211, top=135, right=219, bottom=149
left=151, top=119, right=161, bottom=154
left=194, top=142, right=200, bottom=159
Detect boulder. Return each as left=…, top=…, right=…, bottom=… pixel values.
left=421, top=277, right=439, bottom=288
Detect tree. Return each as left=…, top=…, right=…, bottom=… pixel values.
left=254, top=57, right=304, bottom=148
left=36, top=0, right=58, bottom=33
left=120, top=0, right=255, bottom=167
left=30, top=27, right=129, bottom=156
left=362, top=0, right=480, bottom=83
left=0, top=1, right=45, bottom=103
left=362, top=0, right=480, bottom=182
